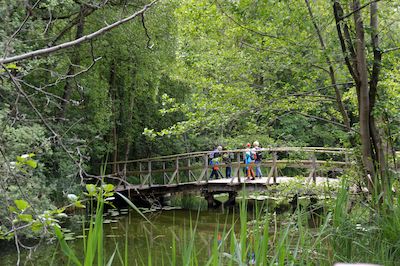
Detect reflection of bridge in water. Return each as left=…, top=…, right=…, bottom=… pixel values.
left=95, top=147, right=352, bottom=208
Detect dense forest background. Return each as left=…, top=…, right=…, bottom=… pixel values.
left=1, top=0, right=399, bottom=219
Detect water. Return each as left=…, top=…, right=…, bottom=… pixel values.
left=1, top=206, right=244, bottom=265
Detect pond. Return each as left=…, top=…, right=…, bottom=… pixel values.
left=2, top=195, right=270, bottom=265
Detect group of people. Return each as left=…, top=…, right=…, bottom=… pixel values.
left=209, top=141, right=263, bottom=181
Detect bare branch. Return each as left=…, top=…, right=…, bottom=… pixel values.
left=141, top=14, right=153, bottom=49
left=295, top=111, right=358, bottom=133
left=2, top=0, right=42, bottom=58
left=0, top=0, right=159, bottom=64
left=16, top=57, right=101, bottom=96
left=339, top=0, right=382, bottom=21
left=215, top=0, right=279, bottom=40
left=382, top=47, right=400, bottom=53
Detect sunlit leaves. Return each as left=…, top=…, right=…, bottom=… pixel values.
left=14, top=199, right=29, bottom=212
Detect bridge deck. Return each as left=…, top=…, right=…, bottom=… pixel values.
left=116, top=176, right=339, bottom=196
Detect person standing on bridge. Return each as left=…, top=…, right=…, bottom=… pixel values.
left=252, top=141, right=263, bottom=178
left=209, top=146, right=223, bottom=179
left=222, top=147, right=233, bottom=178
left=209, top=145, right=222, bottom=163
left=245, top=143, right=255, bottom=180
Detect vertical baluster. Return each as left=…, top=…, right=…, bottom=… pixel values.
left=204, top=154, right=209, bottom=183
left=272, top=152, right=278, bottom=184
left=148, top=160, right=152, bottom=187
left=311, top=153, right=317, bottom=184
left=268, top=151, right=278, bottom=184
left=187, top=158, right=191, bottom=182
left=163, top=162, right=166, bottom=184
left=139, top=162, right=143, bottom=186
left=237, top=151, right=241, bottom=183
left=176, top=157, right=180, bottom=184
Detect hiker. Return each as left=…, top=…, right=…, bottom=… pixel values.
left=245, top=143, right=255, bottom=180
left=209, top=145, right=222, bottom=162
left=209, top=146, right=223, bottom=179
left=252, top=141, right=263, bottom=178
left=222, top=148, right=233, bottom=178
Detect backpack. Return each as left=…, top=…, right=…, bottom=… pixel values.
left=250, top=152, right=255, bottom=160
left=256, top=151, right=262, bottom=160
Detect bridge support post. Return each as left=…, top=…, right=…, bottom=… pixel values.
left=268, top=152, right=278, bottom=184
left=204, top=192, right=221, bottom=209
left=224, top=191, right=237, bottom=208
left=309, top=153, right=317, bottom=184
left=204, top=191, right=237, bottom=209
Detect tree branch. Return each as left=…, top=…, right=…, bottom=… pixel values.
left=339, top=0, right=382, bottom=21
left=0, top=0, right=159, bottom=64
left=295, top=111, right=358, bottom=133
left=2, top=0, right=42, bottom=58
left=215, top=0, right=279, bottom=40
left=141, top=13, right=153, bottom=49
left=382, top=47, right=400, bottom=54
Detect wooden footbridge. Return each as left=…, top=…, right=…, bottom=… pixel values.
left=93, top=147, right=353, bottom=207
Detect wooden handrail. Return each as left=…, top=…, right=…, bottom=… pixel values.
left=106, top=146, right=352, bottom=165
left=97, top=146, right=358, bottom=187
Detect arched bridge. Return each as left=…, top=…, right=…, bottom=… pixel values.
left=90, top=147, right=353, bottom=207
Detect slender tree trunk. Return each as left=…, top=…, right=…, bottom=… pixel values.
left=333, top=1, right=360, bottom=104
left=123, top=93, right=135, bottom=174
left=369, top=1, right=386, bottom=191
left=59, top=6, right=85, bottom=119
left=305, top=0, right=351, bottom=132
left=109, top=62, right=118, bottom=173
left=353, top=0, right=375, bottom=186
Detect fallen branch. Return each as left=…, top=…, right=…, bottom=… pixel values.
left=0, top=0, right=159, bottom=64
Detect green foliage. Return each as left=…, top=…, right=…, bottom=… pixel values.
left=0, top=0, right=399, bottom=263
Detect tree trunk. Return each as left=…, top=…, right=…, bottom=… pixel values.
left=123, top=93, right=135, bottom=174
left=305, top=0, right=351, bottom=132
left=369, top=1, right=386, bottom=191
left=109, top=62, right=118, bottom=173
left=59, top=6, right=85, bottom=119
left=353, top=0, right=375, bottom=187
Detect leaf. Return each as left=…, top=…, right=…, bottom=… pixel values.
left=116, top=192, right=153, bottom=224
left=67, top=194, right=78, bottom=202
left=53, top=226, right=82, bottom=266
left=74, top=201, right=86, bottom=208
left=25, top=159, right=37, bottom=169
left=31, top=222, right=43, bottom=232
left=102, top=184, right=115, bottom=193
left=8, top=206, right=17, bottom=213
left=85, top=184, right=97, bottom=196
left=14, top=199, right=29, bottom=211
left=6, top=63, right=19, bottom=70
left=106, top=247, right=117, bottom=266
left=18, top=214, right=33, bottom=222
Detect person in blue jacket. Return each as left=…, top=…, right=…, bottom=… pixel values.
left=245, top=143, right=255, bottom=180
left=209, top=146, right=223, bottom=179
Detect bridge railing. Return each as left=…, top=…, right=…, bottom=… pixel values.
left=104, top=147, right=353, bottom=188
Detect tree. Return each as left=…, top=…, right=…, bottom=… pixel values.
left=333, top=0, right=388, bottom=195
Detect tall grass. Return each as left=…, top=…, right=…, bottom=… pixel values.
left=55, top=179, right=400, bottom=266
